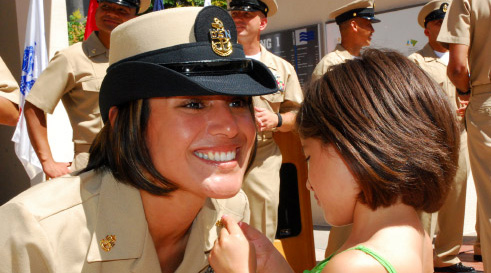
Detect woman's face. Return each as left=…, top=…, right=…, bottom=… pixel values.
left=146, top=95, right=255, bottom=199
left=301, top=138, right=359, bottom=226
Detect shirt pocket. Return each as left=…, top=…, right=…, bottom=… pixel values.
left=79, top=78, right=102, bottom=114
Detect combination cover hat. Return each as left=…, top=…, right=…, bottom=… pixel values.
left=228, top=0, right=278, bottom=17
left=100, top=6, right=278, bottom=122
left=329, top=0, right=381, bottom=25
left=417, top=0, right=450, bottom=28
left=98, top=0, right=151, bottom=14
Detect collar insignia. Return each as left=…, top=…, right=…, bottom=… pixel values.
left=210, top=18, right=233, bottom=57
left=443, top=3, right=448, bottom=12
left=100, top=235, right=117, bottom=252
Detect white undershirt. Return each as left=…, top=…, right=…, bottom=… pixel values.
left=434, top=50, right=449, bottom=66
left=246, top=52, right=262, bottom=61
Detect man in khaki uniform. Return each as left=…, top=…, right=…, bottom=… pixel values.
left=0, top=56, right=20, bottom=126
left=228, top=0, right=303, bottom=241
left=408, top=2, right=475, bottom=272
left=312, top=0, right=380, bottom=80
left=24, top=0, right=146, bottom=178
left=313, top=0, right=380, bottom=257
left=438, top=0, right=491, bottom=270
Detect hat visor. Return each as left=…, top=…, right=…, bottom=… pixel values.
left=100, top=60, right=278, bottom=121
left=364, top=16, right=381, bottom=23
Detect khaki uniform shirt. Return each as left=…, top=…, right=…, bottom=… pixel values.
left=437, top=0, right=491, bottom=91
left=0, top=56, right=20, bottom=105
left=255, top=44, right=303, bottom=140
left=408, top=43, right=464, bottom=125
left=26, top=32, right=108, bottom=150
left=0, top=170, right=250, bottom=273
left=311, top=44, right=353, bottom=80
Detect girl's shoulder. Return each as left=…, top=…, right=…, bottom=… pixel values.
left=324, top=244, right=398, bottom=273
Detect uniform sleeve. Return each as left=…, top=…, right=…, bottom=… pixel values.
left=437, top=0, right=471, bottom=46
left=26, top=51, right=76, bottom=114
left=280, top=63, right=303, bottom=113
left=311, top=58, right=328, bottom=80
left=407, top=52, right=421, bottom=65
left=0, top=203, right=55, bottom=273
left=0, top=57, right=20, bottom=105
left=311, top=54, right=338, bottom=81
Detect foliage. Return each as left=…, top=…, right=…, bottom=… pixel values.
left=151, top=0, right=227, bottom=10
left=67, top=9, right=86, bottom=45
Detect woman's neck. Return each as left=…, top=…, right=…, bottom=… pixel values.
left=140, top=189, right=206, bottom=273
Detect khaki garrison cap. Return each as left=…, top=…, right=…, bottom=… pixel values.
left=417, top=0, right=450, bottom=28
left=99, top=6, right=278, bottom=122
left=329, top=0, right=381, bottom=25
left=228, top=0, right=278, bottom=17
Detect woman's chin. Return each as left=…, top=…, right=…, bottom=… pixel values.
left=203, top=176, right=243, bottom=199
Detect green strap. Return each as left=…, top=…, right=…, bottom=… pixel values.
left=348, top=245, right=397, bottom=273
left=303, top=245, right=397, bottom=273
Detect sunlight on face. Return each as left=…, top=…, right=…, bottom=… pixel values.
left=145, top=95, right=256, bottom=200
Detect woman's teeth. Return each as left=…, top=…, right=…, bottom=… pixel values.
left=195, top=150, right=236, bottom=162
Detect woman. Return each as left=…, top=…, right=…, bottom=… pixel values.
left=0, top=6, right=277, bottom=273
left=209, top=49, right=460, bottom=273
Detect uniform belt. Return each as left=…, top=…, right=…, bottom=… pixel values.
left=256, top=131, right=274, bottom=141
left=471, top=84, right=491, bottom=96
left=74, top=143, right=92, bottom=153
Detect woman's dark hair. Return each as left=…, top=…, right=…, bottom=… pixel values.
left=81, top=97, right=256, bottom=196
left=297, top=49, right=459, bottom=213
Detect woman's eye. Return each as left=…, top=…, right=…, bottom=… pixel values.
left=230, top=99, right=247, bottom=108
left=184, top=101, right=204, bottom=109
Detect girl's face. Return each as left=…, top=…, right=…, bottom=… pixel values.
left=145, top=95, right=256, bottom=200
left=301, top=138, right=360, bottom=226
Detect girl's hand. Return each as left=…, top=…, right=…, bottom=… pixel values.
left=209, top=215, right=256, bottom=273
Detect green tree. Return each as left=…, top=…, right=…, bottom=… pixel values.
left=67, top=9, right=86, bottom=45
left=151, top=0, right=227, bottom=10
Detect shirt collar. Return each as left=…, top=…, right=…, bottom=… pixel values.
left=335, top=44, right=355, bottom=61
left=85, top=32, right=109, bottom=58
left=86, top=171, right=148, bottom=263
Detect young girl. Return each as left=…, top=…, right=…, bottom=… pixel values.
left=209, top=49, right=460, bottom=273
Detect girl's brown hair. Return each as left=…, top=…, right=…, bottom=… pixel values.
left=297, top=49, right=459, bottom=213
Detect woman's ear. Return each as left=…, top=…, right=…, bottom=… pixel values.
left=108, top=106, right=118, bottom=127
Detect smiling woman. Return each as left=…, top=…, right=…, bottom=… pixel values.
left=0, top=6, right=277, bottom=273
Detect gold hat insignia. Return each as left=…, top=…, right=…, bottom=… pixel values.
left=443, top=3, right=448, bottom=12
left=353, top=12, right=357, bottom=17
left=100, top=235, right=116, bottom=252
left=210, top=18, right=233, bottom=57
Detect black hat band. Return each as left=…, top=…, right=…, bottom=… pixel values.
left=335, top=8, right=375, bottom=25
left=99, top=0, right=140, bottom=9
left=162, top=59, right=253, bottom=76
left=424, top=10, right=445, bottom=27
left=229, top=0, right=269, bottom=16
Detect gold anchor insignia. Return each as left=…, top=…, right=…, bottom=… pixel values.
left=443, top=3, right=448, bottom=12
left=100, top=235, right=116, bottom=252
left=210, top=18, right=233, bottom=57
left=215, top=219, right=225, bottom=228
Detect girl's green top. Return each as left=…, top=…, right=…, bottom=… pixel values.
left=303, top=245, right=397, bottom=273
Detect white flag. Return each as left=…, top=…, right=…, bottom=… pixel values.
left=204, top=0, right=212, bottom=7
left=12, top=0, right=48, bottom=180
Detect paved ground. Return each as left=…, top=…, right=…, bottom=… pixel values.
left=312, top=172, right=484, bottom=272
